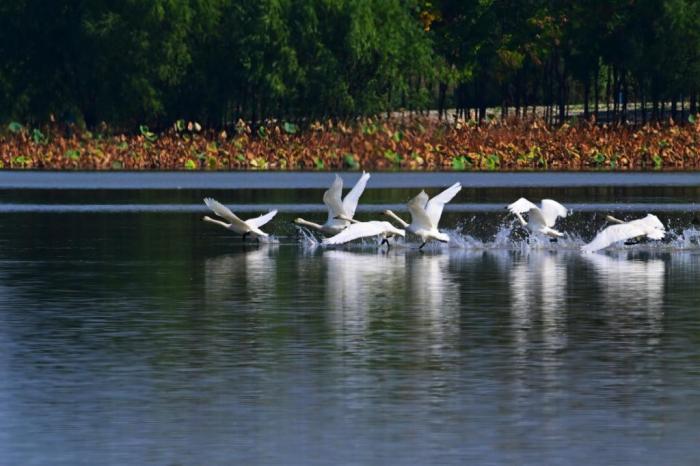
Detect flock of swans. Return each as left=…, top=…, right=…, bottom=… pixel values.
left=201, top=172, right=668, bottom=253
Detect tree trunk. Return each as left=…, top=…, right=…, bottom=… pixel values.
left=583, top=75, right=590, bottom=119
left=621, top=71, right=628, bottom=122
left=605, top=67, right=612, bottom=120
left=671, top=98, right=677, bottom=120
left=438, top=82, right=447, bottom=120
left=594, top=67, right=599, bottom=120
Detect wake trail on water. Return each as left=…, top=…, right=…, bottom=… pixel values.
left=294, top=221, right=700, bottom=252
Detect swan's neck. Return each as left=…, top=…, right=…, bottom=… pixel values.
left=605, top=215, right=625, bottom=225
left=203, top=216, right=229, bottom=229
left=384, top=209, right=409, bottom=228
left=294, top=218, right=323, bottom=231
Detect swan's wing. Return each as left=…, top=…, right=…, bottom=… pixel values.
left=407, top=191, right=432, bottom=228
left=342, top=171, right=370, bottom=218
left=525, top=207, right=548, bottom=230
left=425, top=182, right=461, bottom=227
left=581, top=223, right=647, bottom=253
left=323, top=174, right=346, bottom=221
left=322, top=221, right=385, bottom=245
left=246, top=210, right=278, bottom=228
left=507, top=198, right=538, bottom=215
left=540, top=199, right=569, bottom=227
left=204, top=198, right=244, bottom=225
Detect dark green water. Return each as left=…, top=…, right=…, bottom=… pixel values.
left=1, top=172, right=700, bottom=465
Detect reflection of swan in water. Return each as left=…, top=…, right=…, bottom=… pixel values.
left=510, top=252, right=568, bottom=353
left=323, top=251, right=406, bottom=341
left=204, top=245, right=278, bottom=301
left=509, top=252, right=569, bottom=395
left=584, top=253, right=665, bottom=342
left=408, top=253, right=460, bottom=344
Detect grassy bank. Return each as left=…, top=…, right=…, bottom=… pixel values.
left=1, top=118, right=699, bottom=171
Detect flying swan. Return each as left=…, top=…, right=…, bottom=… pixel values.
left=581, top=214, right=666, bottom=253
left=294, top=172, right=370, bottom=235
left=383, top=182, right=462, bottom=249
left=203, top=197, right=277, bottom=240
left=507, top=198, right=569, bottom=240
left=322, top=220, right=405, bottom=248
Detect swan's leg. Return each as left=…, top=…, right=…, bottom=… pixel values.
left=624, top=238, right=640, bottom=246
left=242, top=232, right=249, bottom=241
left=418, top=241, right=427, bottom=250
left=380, top=238, right=390, bottom=250
left=549, top=238, right=558, bottom=243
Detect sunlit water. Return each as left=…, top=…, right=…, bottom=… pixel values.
left=1, top=172, right=700, bottom=465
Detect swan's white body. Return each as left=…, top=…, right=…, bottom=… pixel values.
left=294, top=172, right=370, bottom=235
left=203, top=197, right=277, bottom=238
left=384, top=182, right=462, bottom=248
left=581, top=214, right=666, bottom=253
left=507, top=198, right=569, bottom=238
left=322, top=221, right=405, bottom=246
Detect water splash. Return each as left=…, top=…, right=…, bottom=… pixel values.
left=292, top=215, right=700, bottom=253
left=294, top=226, right=321, bottom=249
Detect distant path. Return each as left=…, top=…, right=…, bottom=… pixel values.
left=1, top=171, right=699, bottom=190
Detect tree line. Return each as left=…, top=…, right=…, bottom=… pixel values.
left=1, top=0, right=699, bottom=129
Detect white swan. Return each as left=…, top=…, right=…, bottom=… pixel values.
left=322, top=220, right=405, bottom=247
left=581, top=214, right=666, bottom=253
left=507, top=198, right=569, bottom=239
left=293, top=172, right=370, bottom=235
left=202, top=197, right=277, bottom=239
left=383, top=182, right=462, bottom=249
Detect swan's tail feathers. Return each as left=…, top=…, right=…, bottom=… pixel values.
left=250, top=227, right=269, bottom=238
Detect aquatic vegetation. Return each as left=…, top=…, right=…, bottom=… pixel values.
left=1, top=117, right=699, bottom=171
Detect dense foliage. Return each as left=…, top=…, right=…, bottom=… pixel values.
left=3, top=117, right=699, bottom=170
left=1, top=0, right=700, bottom=128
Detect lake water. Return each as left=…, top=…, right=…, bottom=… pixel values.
left=1, top=172, right=700, bottom=465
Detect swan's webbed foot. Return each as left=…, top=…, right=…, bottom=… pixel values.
left=624, top=238, right=640, bottom=246
left=549, top=237, right=558, bottom=243
left=242, top=232, right=250, bottom=241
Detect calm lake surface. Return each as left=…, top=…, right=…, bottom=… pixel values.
left=1, top=172, right=700, bottom=465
